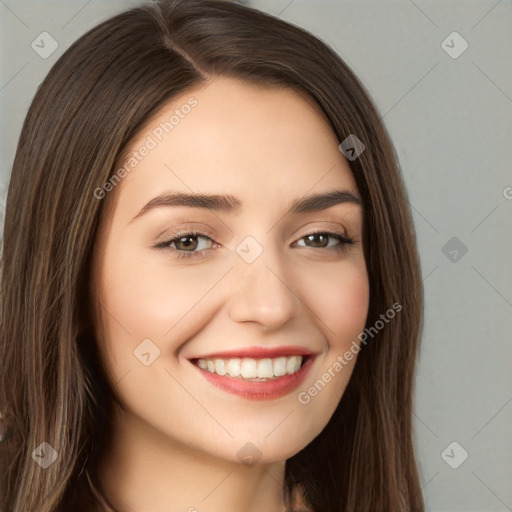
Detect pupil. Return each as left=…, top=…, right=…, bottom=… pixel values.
left=179, top=236, right=197, bottom=251
left=308, top=234, right=327, bottom=247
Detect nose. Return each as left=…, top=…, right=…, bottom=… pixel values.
left=228, top=245, right=300, bottom=331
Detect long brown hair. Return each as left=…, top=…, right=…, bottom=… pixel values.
left=0, top=1, right=424, bottom=510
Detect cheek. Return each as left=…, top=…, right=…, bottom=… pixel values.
left=92, top=252, right=174, bottom=377
left=331, top=274, right=369, bottom=349
left=292, top=260, right=368, bottom=433
left=101, top=251, right=369, bottom=339
left=303, top=258, right=370, bottom=349
left=99, top=251, right=219, bottom=333
left=94, top=249, right=231, bottom=376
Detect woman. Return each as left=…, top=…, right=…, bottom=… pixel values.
left=0, top=0, right=425, bottom=510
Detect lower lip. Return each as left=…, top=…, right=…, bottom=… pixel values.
left=192, top=357, right=314, bottom=400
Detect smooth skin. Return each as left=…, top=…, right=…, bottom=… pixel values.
left=91, top=77, right=369, bottom=512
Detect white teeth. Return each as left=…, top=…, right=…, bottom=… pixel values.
left=240, top=358, right=258, bottom=378
left=226, top=358, right=241, bottom=377
left=257, top=358, right=274, bottom=378
left=273, top=357, right=287, bottom=377
left=286, top=356, right=300, bottom=374
left=214, top=359, right=227, bottom=376
left=195, top=355, right=304, bottom=379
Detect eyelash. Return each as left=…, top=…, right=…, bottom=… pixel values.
left=153, top=229, right=355, bottom=260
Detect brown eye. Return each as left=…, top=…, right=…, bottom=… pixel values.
left=154, top=231, right=216, bottom=260
left=174, top=235, right=200, bottom=252
left=304, top=233, right=330, bottom=248
left=296, top=231, right=354, bottom=250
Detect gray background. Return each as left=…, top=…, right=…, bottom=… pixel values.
left=1, top=1, right=511, bottom=511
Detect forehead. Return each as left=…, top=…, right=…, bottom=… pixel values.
left=109, top=77, right=358, bottom=218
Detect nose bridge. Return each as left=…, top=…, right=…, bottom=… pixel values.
left=227, top=233, right=299, bottom=330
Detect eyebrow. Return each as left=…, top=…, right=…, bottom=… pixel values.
left=129, top=189, right=362, bottom=223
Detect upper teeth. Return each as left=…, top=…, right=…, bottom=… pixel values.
left=196, top=356, right=303, bottom=379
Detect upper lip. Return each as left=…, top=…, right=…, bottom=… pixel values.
left=189, top=345, right=317, bottom=360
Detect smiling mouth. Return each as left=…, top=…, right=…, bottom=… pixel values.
left=190, top=355, right=309, bottom=381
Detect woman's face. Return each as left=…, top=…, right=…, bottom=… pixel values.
left=91, top=77, right=369, bottom=465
